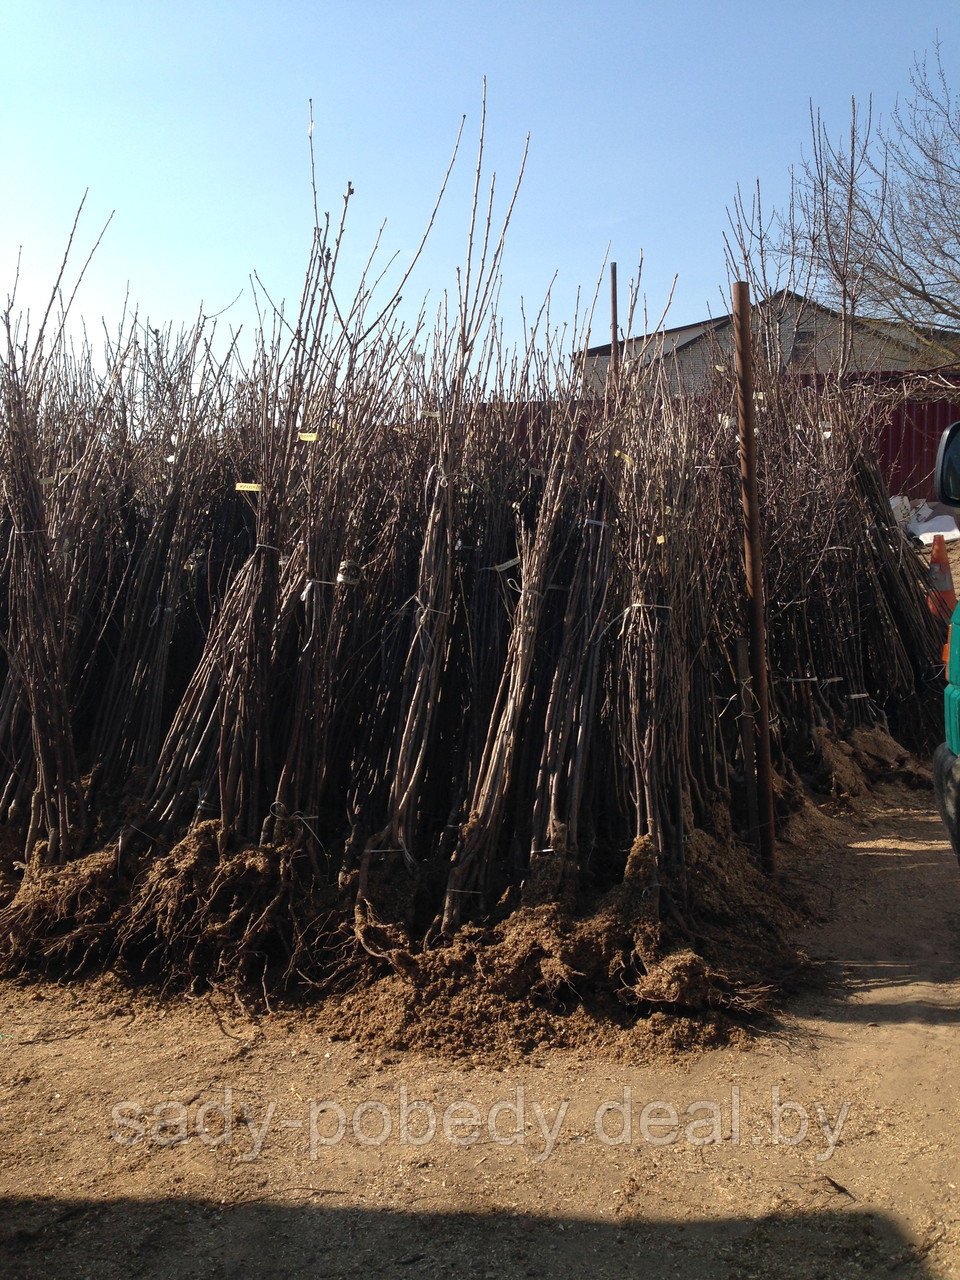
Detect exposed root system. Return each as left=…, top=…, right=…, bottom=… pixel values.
left=0, top=138, right=943, bottom=1056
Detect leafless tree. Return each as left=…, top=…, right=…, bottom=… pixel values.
left=790, top=43, right=960, bottom=361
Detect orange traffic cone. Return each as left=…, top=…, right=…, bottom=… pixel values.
left=929, top=533, right=958, bottom=620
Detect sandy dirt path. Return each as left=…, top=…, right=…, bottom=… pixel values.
left=1, top=785, right=959, bottom=1279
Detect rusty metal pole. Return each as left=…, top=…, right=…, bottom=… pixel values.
left=733, top=281, right=776, bottom=874
left=609, top=262, right=619, bottom=384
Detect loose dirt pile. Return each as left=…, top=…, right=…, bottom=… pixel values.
left=1, top=728, right=926, bottom=1061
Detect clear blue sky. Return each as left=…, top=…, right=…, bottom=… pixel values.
left=2, top=1, right=959, bottom=354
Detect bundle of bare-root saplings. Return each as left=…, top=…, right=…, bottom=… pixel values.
left=0, top=229, right=942, bottom=1053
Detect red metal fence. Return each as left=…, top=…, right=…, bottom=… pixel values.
left=870, top=397, right=960, bottom=498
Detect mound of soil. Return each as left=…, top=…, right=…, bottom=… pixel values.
left=0, top=726, right=926, bottom=1061
left=320, top=824, right=813, bottom=1062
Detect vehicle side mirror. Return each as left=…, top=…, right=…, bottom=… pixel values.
left=936, top=421, right=960, bottom=507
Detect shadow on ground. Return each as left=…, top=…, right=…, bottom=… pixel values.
left=0, top=1197, right=938, bottom=1279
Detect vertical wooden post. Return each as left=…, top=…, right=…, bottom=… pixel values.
left=736, top=635, right=761, bottom=855
left=733, top=281, right=776, bottom=874
left=609, top=262, right=619, bottom=383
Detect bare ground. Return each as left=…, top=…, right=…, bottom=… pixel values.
left=1, top=783, right=960, bottom=1279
